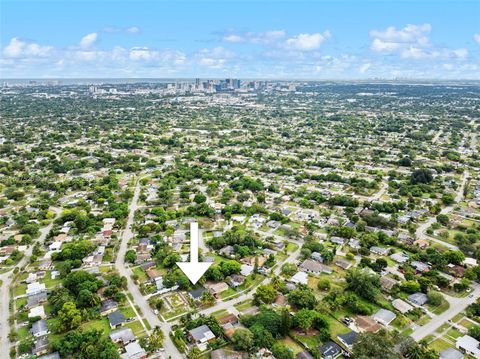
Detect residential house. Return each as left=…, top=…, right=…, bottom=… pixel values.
left=188, top=324, right=216, bottom=351
left=392, top=299, right=413, bottom=314
left=27, top=292, right=48, bottom=309
left=408, top=292, right=428, bottom=306
left=122, top=341, right=147, bottom=359
left=206, top=282, right=229, bottom=298
left=370, top=246, right=390, bottom=256
left=290, top=271, right=308, bottom=286
left=330, top=236, right=345, bottom=245
left=33, top=336, right=49, bottom=356
left=390, top=252, right=409, bottom=263
left=230, top=274, right=245, bottom=287
left=189, top=287, right=207, bottom=301
left=28, top=305, right=46, bottom=319
left=456, top=335, right=480, bottom=358
left=337, top=331, right=357, bottom=349
left=31, top=319, right=48, bottom=338
left=411, top=261, right=430, bottom=273
left=318, top=341, right=343, bottom=359
left=439, top=347, right=464, bottom=359
left=110, top=327, right=136, bottom=345
left=299, top=259, right=332, bottom=275
left=335, top=259, right=352, bottom=270
left=108, top=310, right=126, bottom=329
left=380, top=277, right=397, bottom=293
left=373, top=309, right=396, bottom=326
left=27, top=282, right=46, bottom=296
left=100, top=299, right=119, bottom=316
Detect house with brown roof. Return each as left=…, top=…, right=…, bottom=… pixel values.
left=380, top=277, right=397, bottom=292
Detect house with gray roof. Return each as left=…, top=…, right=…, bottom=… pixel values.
left=373, top=309, right=396, bottom=326
left=408, top=292, right=428, bottom=306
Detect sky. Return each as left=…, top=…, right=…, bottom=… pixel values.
left=1, top=0, right=479, bottom=79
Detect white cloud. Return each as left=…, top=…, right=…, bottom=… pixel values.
left=223, top=30, right=286, bottom=45
left=126, top=26, right=140, bottom=34
left=370, top=24, right=468, bottom=61
left=474, top=33, right=480, bottom=44
left=359, top=63, right=371, bottom=74
left=195, top=47, right=235, bottom=68
left=284, top=31, right=331, bottom=51
left=3, top=37, right=53, bottom=58
left=223, top=34, right=245, bottom=43
left=79, top=33, right=98, bottom=48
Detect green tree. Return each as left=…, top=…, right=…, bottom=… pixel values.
left=58, top=301, right=82, bottom=331
left=125, top=249, right=137, bottom=263
left=352, top=331, right=400, bottom=359
left=231, top=328, right=254, bottom=352
left=345, top=268, right=381, bottom=301
left=255, top=284, right=277, bottom=304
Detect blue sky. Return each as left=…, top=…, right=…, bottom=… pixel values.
left=1, top=0, right=479, bottom=79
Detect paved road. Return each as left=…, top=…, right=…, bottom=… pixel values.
left=415, top=171, right=469, bottom=250
left=115, top=178, right=182, bottom=359
left=411, top=283, right=480, bottom=341
left=0, top=208, right=61, bottom=359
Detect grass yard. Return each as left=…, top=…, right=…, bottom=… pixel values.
left=211, top=309, right=229, bottom=319
left=17, top=326, right=30, bottom=341
left=429, top=338, right=452, bottom=353
left=417, top=315, right=432, bottom=326
left=459, top=319, right=476, bottom=329
left=16, top=297, right=27, bottom=309
left=163, top=307, right=190, bottom=321
left=238, top=274, right=265, bottom=292
left=279, top=337, right=304, bottom=355
left=429, top=300, right=450, bottom=315
left=43, top=271, right=61, bottom=288
left=132, top=266, right=148, bottom=283
left=125, top=320, right=146, bottom=337
left=14, top=283, right=27, bottom=297
left=446, top=328, right=462, bottom=339
left=452, top=313, right=464, bottom=323
left=326, top=316, right=351, bottom=338
left=286, top=242, right=299, bottom=252
left=220, top=288, right=238, bottom=299
left=121, top=306, right=136, bottom=319
left=234, top=300, right=255, bottom=313
left=80, top=317, right=111, bottom=334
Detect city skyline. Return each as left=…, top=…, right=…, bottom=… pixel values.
left=1, top=0, right=480, bottom=79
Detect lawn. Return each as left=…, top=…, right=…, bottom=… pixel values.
left=80, top=318, right=111, bottom=334
left=211, top=309, right=229, bottom=319
left=126, top=320, right=146, bottom=337
left=429, top=300, right=450, bottom=315
left=417, top=315, right=432, bottom=326
left=17, top=326, right=30, bottom=341
left=132, top=266, right=148, bottom=283
left=163, top=307, right=190, bottom=321
left=446, top=328, right=462, bottom=339
left=121, top=306, right=136, bottom=319
left=220, top=288, right=238, bottom=299
left=16, top=297, right=27, bottom=309
left=279, top=336, right=304, bottom=355
left=238, top=274, right=265, bottom=292
left=14, top=283, right=27, bottom=297
left=452, top=313, right=464, bottom=323
left=326, top=316, right=350, bottom=338
left=43, top=271, right=61, bottom=288
left=286, top=242, right=299, bottom=253
left=234, top=300, right=255, bottom=313
left=429, top=338, right=452, bottom=353
left=459, top=319, right=476, bottom=329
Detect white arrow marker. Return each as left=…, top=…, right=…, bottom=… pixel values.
left=176, top=222, right=212, bottom=284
